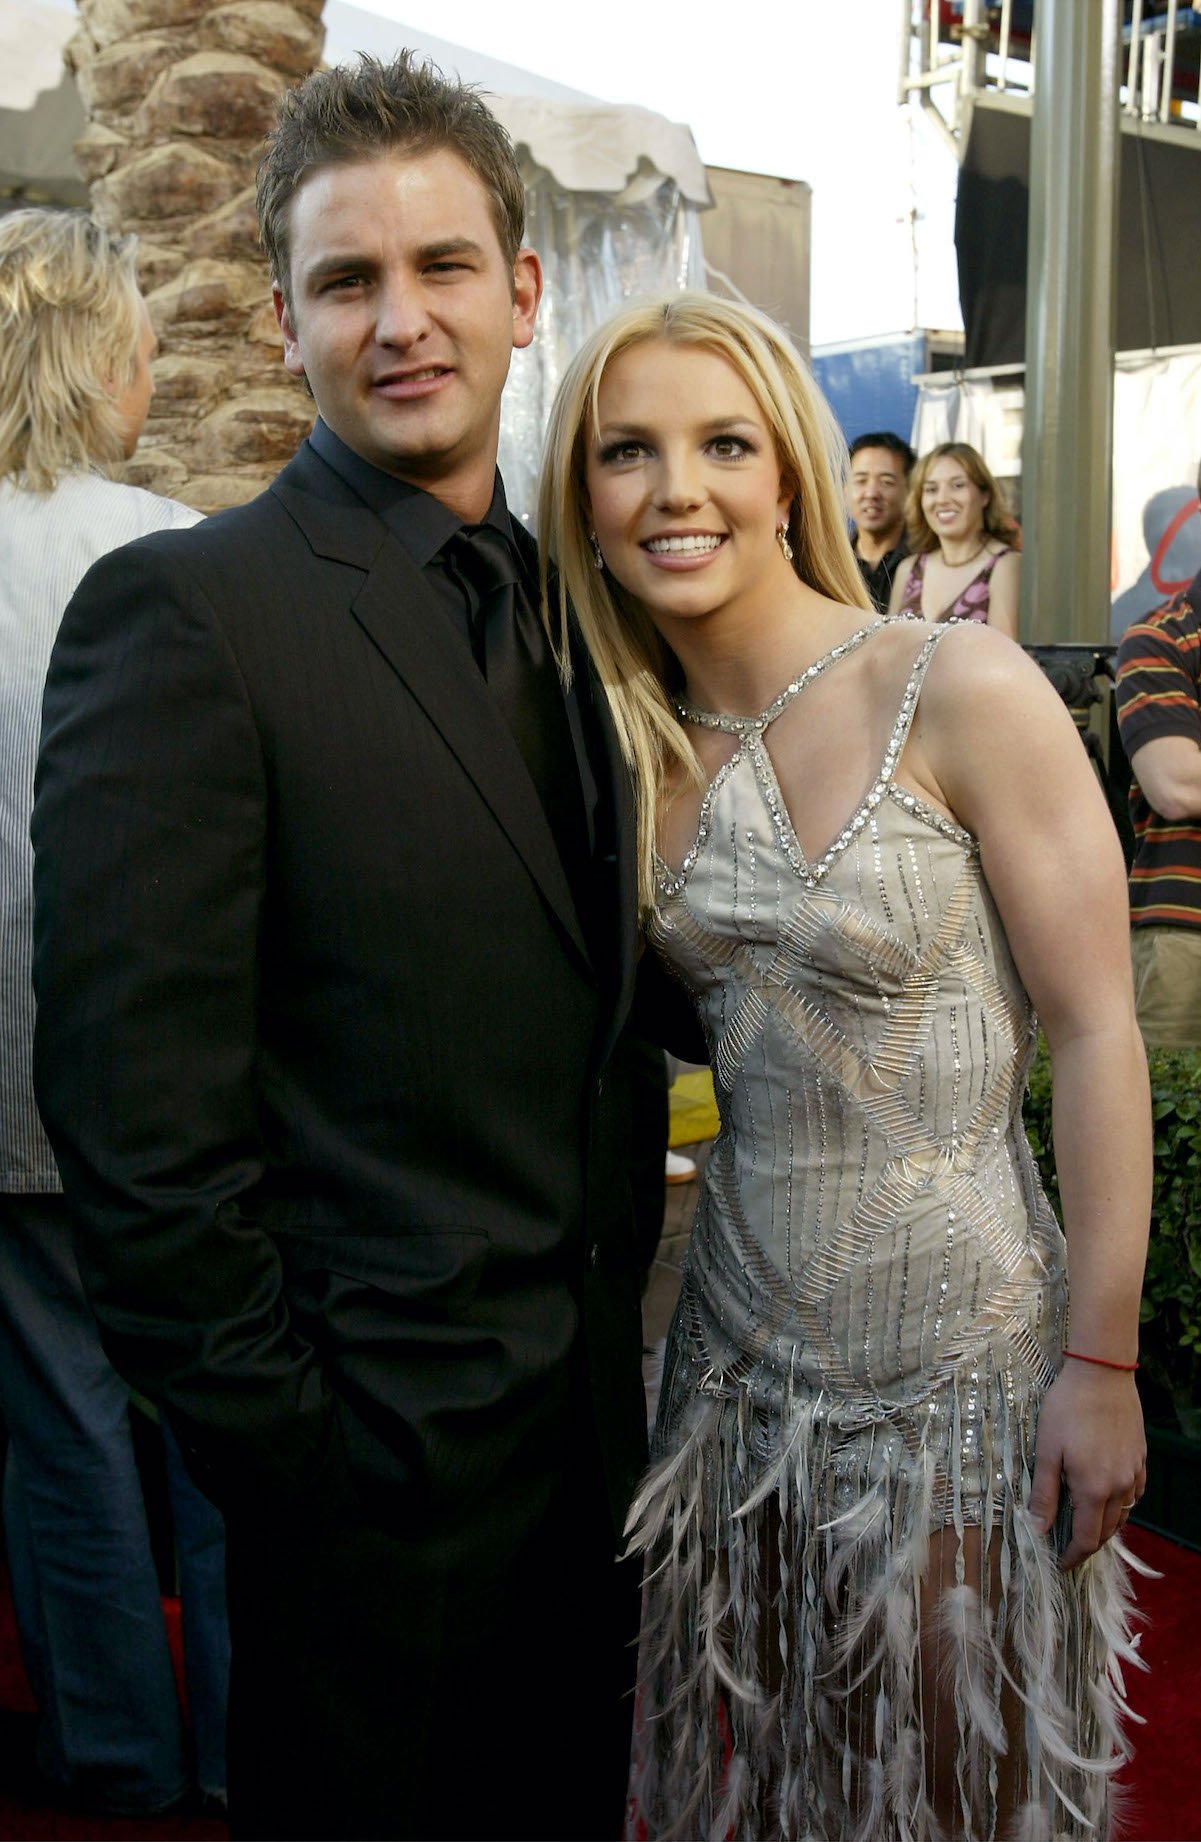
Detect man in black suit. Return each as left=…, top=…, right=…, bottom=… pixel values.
left=32, top=54, right=649, bottom=1842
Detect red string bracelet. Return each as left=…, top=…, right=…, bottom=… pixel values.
left=1062, top=1348, right=1139, bottom=1373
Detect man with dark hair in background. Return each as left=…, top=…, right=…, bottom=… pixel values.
left=1115, top=459, right=1201, bottom=1049
left=848, top=429, right=916, bottom=610
left=32, top=53, right=648, bottom=1842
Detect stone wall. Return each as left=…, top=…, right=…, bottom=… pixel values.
left=69, top=0, right=324, bottom=511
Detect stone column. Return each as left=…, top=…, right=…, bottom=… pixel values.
left=68, top=0, right=325, bottom=511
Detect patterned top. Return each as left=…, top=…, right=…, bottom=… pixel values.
left=0, top=472, right=200, bottom=1190
left=1115, top=569, right=1201, bottom=931
left=894, top=544, right=1012, bottom=622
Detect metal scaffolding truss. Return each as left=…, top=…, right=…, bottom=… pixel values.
left=899, top=0, right=1201, bottom=156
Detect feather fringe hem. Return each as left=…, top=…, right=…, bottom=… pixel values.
left=625, top=1363, right=1142, bottom=1842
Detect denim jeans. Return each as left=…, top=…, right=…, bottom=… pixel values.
left=0, top=1193, right=228, bottom=1811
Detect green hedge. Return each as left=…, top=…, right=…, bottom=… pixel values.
left=1024, top=1042, right=1201, bottom=1437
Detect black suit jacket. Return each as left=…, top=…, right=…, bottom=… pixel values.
left=31, top=441, right=648, bottom=1539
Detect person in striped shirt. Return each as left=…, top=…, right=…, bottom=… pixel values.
left=1115, top=467, right=1201, bottom=1048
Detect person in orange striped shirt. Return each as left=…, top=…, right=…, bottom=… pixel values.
left=1115, top=463, right=1201, bottom=1047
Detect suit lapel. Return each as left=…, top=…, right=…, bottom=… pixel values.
left=271, top=451, right=590, bottom=970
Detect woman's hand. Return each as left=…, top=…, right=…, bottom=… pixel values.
left=1028, top=1360, right=1147, bottom=1569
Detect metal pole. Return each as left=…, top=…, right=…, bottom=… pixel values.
left=997, top=0, right=1012, bottom=92
left=1019, top=0, right=1122, bottom=644
left=897, top=0, right=913, bottom=105
left=1143, top=33, right=1161, bottom=119
left=1162, top=0, right=1179, bottom=123
left=961, top=0, right=988, bottom=97
left=1127, top=0, right=1143, bottom=117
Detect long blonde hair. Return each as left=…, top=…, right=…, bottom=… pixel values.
left=538, top=291, right=870, bottom=915
left=0, top=208, right=143, bottom=491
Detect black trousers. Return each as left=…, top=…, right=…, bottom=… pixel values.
left=224, top=1436, right=639, bottom=1842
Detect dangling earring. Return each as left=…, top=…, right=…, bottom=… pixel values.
left=777, top=522, right=794, bottom=564
left=589, top=531, right=604, bottom=571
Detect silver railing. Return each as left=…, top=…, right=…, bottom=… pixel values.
left=1126, top=0, right=1201, bottom=122
left=899, top=0, right=1201, bottom=151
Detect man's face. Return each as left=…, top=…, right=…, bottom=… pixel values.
left=274, top=147, right=542, bottom=521
left=848, top=446, right=909, bottom=542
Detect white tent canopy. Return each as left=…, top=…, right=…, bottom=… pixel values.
left=0, top=0, right=85, bottom=204
left=490, top=95, right=708, bottom=205
left=325, top=4, right=710, bottom=205
left=0, top=0, right=72, bottom=109
left=2, top=0, right=711, bottom=218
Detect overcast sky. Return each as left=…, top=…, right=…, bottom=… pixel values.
left=323, top=0, right=964, bottom=348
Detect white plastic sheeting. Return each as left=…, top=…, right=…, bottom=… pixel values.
left=494, top=96, right=709, bottom=527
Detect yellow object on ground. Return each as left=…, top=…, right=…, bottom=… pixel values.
left=668, top=1069, right=719, bottom=1148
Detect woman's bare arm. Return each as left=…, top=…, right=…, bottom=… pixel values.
left=912, top=626, right=1149, bottom=1568
left=984, top=549, right=1020, bottom=641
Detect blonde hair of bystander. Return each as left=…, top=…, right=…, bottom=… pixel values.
left=0, top=208, right=144, bottom=491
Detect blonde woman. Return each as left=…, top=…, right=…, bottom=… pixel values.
left=888, top=441, right=1021, bottom=638
left=0, top=208, right=227, bottom=1815
left=539, top=293, right=1149, bottom=1842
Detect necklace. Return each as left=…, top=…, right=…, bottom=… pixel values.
left=939, top=537, right=990, bottom=570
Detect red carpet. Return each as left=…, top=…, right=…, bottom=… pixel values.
left=0, top=1579, right=225, bottom=1841
left=1119, top=1526, right=1201, bottom=1842
left=0, top=1532, right=1191, bottom=1839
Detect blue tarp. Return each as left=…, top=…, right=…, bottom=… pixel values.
left=811, top=335, right=926, bottom=447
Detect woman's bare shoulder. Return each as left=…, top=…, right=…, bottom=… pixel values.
left=919, top=618, right=1056, bottom=730
left=852, top=614, right=948, bottom=708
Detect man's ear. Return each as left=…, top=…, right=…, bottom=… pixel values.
left=511, top=248, right=543, bottom=352
left=273, top=283, right=305, bottom=380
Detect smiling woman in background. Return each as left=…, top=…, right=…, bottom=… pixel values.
left=540, top=292, right=1148, bottom=1842
left=889, top=440, right=1021, bottom=638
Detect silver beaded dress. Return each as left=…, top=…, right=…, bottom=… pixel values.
left=627, top=621, right=1140, bottom=1842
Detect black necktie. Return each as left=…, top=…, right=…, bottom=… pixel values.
left=446, top=525, right=587, bottom=898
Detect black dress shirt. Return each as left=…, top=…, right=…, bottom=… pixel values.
left=853, top=531, right=909, bottom=613
left=308, top=417, right=513, bottom=653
